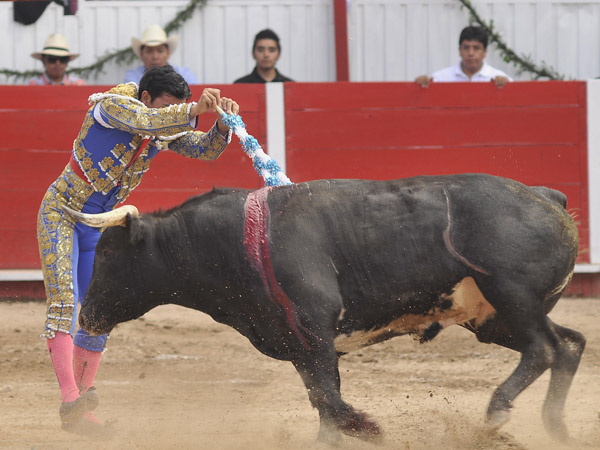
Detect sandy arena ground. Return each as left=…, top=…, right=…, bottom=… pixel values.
left=1, top=298, right=599, bottom=450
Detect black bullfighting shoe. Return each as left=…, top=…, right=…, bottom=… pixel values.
left=61, top=415, right=117, bottom=439
left=59, top=388, right=99, bottom=426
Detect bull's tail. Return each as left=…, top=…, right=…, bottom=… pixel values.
left=530, top=187, right=579, bottom=313
left=442, top=188, right=491, bottom=275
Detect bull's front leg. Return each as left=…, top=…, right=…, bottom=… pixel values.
left=292, top=348, right=381, bottom=444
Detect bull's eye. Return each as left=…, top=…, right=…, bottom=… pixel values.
left=103, top=249, right=113, bottom=257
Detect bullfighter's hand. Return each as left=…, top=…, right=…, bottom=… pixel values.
left=216, top=97, right=240, bottom=136
left=191, top=88, right=222, bottom=117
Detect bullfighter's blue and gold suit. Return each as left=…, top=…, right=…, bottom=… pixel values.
left=37, top=83, right=230, bottom=350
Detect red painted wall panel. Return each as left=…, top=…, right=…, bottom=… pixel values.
left=286, top=146, right=581, bottom=184
left=284, top=82, right=589, bottom=263
left=0, top=82, right=590, bottom=270
left=286, top=108, right=580, bottom=149
left=0, top=84, right=266, bottom=269
left=284, top=80, right=582, bottom=109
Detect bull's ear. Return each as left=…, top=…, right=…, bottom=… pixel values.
left=126, top=214, right=147, bottom=245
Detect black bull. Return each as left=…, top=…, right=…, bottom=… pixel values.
left=73, top=174, right=585, bottom=443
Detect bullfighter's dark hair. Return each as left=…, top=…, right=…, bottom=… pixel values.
left=459, top=25, right=489, bottom=49
left=253, top=28, right=282, bottom=53
left=137, top=65, right=191, bottom=102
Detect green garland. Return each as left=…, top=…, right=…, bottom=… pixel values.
left=2, top=0, right=565, bottom=82
left=1, top=0, right=207, bottom=82
left=458, top=0, right=564, bottom=80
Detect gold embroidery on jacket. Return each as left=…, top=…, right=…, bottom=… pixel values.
left=99, top=97, right=192, bottom=136
left=116, top=145, right=151, bottom=201
left=168, top=124, right=228, bottom=160
left=71, top=98, right=193, bottom=196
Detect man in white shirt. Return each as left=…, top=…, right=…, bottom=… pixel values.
left=415, top=26, right=511, bottom=89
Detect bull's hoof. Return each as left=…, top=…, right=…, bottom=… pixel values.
left=542, top=410, right=570, bottom=442
left=339, top=412, right=382, bottom=442
left=317, top=423, right=342, bottom=447
left=485, top=409, right=510, bottom=431
left=59, top=389, right=99, bottom=425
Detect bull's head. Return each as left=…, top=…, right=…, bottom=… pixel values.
left=63, top=204, right=164, bottom=336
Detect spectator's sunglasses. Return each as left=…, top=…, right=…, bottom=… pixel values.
left=44, top=55, right=70, bottom=64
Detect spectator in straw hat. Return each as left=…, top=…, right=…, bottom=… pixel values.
left=28, top=33, right=86, bottom=86
left=124, top=24, right=198, bottom=85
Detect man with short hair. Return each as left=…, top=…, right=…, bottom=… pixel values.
left=415, top=25, right=511, bottom=88
left=234, top=28, right=293, bottom=83
left=38, top=65, right=237, bottom=436
left=28, top=33, right=86, bottom=86
left=124, top=25, right=198, bottom=84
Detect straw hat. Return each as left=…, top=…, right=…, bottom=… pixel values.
left=131, top=25, right=179, bottom=59
left=31, top=33, right=79, bottom=61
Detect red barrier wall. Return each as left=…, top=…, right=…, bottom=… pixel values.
left=0, top=82, right=591, bottom=272
left=0, top=85, right=266, bottom=269
left=284, top=81, right=589, bottom=263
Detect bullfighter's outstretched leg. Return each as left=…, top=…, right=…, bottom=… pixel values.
left=291, top=348, right=381, bottom=444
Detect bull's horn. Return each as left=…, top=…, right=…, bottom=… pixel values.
left=61, top=204, right=140, bottom=228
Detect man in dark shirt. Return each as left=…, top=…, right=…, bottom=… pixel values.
left=234, top=29, right=293, bottom=83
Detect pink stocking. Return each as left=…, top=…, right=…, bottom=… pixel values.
left=73, top=345, right=102, bottom=394
left=82, top=411, right=102, bottom=424
left=47, top=332, right=79, bottom=403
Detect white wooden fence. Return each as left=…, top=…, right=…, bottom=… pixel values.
left=0, top=0, right=598, bottom=84
left=0, top=0, right=336, bottom=84
left=349, top=0, right=600, bottom=81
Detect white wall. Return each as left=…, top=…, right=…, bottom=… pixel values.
left=587, top=80, right=600, bottom=266
left=0, top=0, right=336, bottom=85
left=349, top=0, right=600, bottom=81
left=3, top=0, right=600, bottom=85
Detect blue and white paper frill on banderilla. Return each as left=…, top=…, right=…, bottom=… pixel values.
left=218, top=111, right=293, bottom=187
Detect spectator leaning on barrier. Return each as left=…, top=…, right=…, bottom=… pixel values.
left=124, top=25, right=199, bottom=85
left=415, top=25, right=511, bottom=89
left=27, top=33, right=86, bottom=86
left=234, top=29, right=293, bottom=83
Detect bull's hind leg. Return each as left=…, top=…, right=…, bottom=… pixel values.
left=541, top=320, right=585, bottom=439
left=292, top=348, right=380, bottom=444
left=472, top=290, right=584, bottom=441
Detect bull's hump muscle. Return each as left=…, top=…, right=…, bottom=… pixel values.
left=333, top=277, right=495, bottom=353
